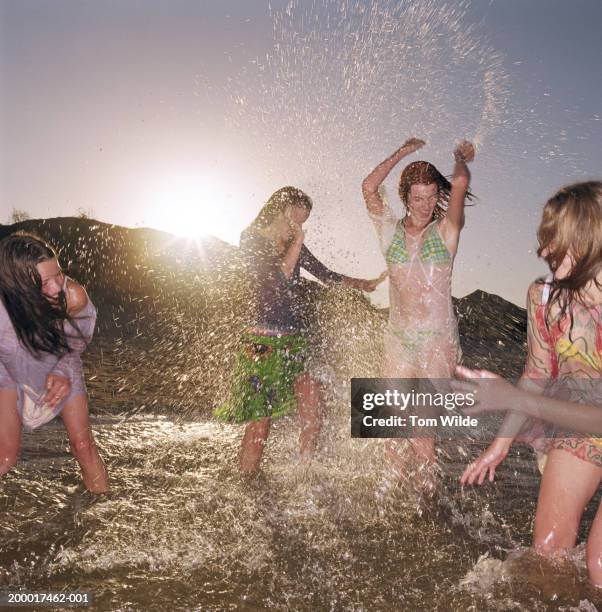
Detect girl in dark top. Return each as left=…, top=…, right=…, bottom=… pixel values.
left=216, top=186, right=385, bottom=472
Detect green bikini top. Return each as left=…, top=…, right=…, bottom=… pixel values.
left=386, top=219, right=452, bottom=266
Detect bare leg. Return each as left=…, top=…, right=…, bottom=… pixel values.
left=239, top=417, right=271, bottom=472
left=534, top=449, right=601, bottom=571
left=413, top=342, right=456, bottom=467
left=295, top=372, right=321, bottom=460
left=382, top=351, right=453, bottom=489
left=60, top=395, right=109, bottom=493
left=587, top=500, right=602, bottom=587
left=0, top=389, right=21, bottom=477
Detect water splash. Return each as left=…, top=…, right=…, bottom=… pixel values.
left=220, top=0, right=508, bottom=177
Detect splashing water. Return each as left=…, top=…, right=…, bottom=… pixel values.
left=2, top=3, right=601, bottom=609
left=220, top=0, right=508, bottom=177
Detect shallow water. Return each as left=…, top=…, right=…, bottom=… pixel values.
left=0, top=241, right=598, bottom=611
left=2, top=401, right=601, bottom=611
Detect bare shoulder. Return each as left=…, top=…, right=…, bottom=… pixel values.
left=526, top=280, right=545, bottom=307
left=65, top=278, right=89, bottom=315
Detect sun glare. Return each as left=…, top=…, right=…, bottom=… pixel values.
left=145, top=175, right=235, bottom=242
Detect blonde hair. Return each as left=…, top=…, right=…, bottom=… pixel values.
left=537, top=181, right=602, bottom=327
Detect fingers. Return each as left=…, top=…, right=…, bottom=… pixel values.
left=364, top=282, right=377, bottom=293
left=455, top=365, right=497, bottom=379
left=455, top=365, right=476, bottom=379
left=454, top=141, right=476, bottom=163
left=465, top=463, right=489, bottom=486
left=403, top=138, right=426, bottom=150
left=478, top=465, right=489, bottom=485
left=43, top=375, right=71, bottom=408
left=358, top=272, right=388, bottom=292
left=460, top=464, right=473, bottom=486
left=460, top=453, right=499, bottom=486
left=460, top=461, right=483, bottom=486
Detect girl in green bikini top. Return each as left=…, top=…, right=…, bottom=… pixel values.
left=386, top=218, right=452, bottom=266
left=363, top=139, right=474, bottom=366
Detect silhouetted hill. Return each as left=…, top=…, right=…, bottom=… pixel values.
left=455, top=290, right=527, bottom=377
left=0, top=218, right=527, bottom=414
left=0, top=217, right=240, bottom=335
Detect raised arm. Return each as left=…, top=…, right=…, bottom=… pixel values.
left=362, top=138, right=425, bottom=215
left=440, top=142, right=475, bottom=253
left=281, top=222, right=305, bottom=279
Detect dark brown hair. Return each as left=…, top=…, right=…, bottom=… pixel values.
left=0, top=232, right=72, bottom=357
left=398, top=161, right=474, bottom=220
left=251, top=186, right=313, bottom=229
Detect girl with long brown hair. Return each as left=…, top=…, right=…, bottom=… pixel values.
left=216, top=186, right=385, bottom=471
left=0, top=233, right=108, bottom=493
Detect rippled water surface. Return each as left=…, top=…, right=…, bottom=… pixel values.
left=2, top=356, right=601, bottom=611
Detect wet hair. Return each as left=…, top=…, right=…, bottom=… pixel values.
left=398, top=161, right=474, bottom=220
left=0, top=232, right=72, bottom=357
left=537, top=181, right=602, bottom=330
left=250, top=186, right=313, bottom=229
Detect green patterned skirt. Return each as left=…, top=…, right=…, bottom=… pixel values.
left=215, top=333, right=308, bottom=423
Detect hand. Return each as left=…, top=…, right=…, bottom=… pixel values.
left=43, top=374, right=72, bottom=408
left=402, top=138, right=426, bottom=153
left=452, top=365, right=517, bottom=416
left=290, top=220, right=305, bottom=243
left=284, top=209, right=305, bottom=243
left=454, top=141, right=475, bottom=163
left=460, top=437, right=511, bottom=486
left=356, top=271, right=388, bottom=292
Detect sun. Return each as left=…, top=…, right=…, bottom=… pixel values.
left=144, top=174, right=236, bottom=242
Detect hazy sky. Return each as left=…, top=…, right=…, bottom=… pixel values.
left=1, top=0, right=601, bottom=307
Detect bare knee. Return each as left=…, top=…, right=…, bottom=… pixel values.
left=69, top=432, right=98, bottom=463
left=245, top=418, right=270, bottom=441
left=295, top=372, right=319, bottom=395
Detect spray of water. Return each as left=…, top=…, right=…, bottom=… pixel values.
left=220, top=0, right=508, bottom=178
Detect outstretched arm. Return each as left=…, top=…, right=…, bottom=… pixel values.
left=342, top=271, right=388, bottom=293
left=300, top=245, right=387, bottom=293
left=362, top=138, right=425, bottom=215
left=455, top=366, right=602, bottom=435
left=459, top=282, right=552, bottom=485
